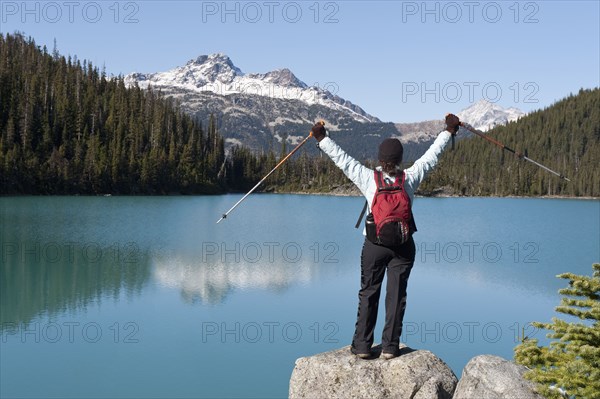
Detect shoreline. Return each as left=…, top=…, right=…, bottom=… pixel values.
left=1, top=192, right=598, bottom=200
left=272, top=191, right=600, bottom=201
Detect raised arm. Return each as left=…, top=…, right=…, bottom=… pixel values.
left=404, top=114, right=460, bottom=192
left=311, top=122, right=373, bottom=197
left=318, top=137, right=374, bottom=197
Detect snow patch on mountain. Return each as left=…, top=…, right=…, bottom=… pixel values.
left=225, top=138, right=244, bottom=147
left=457, top=100, right=525, bottom=131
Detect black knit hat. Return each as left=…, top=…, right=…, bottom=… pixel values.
left=378, top=138, right=403, bottom=164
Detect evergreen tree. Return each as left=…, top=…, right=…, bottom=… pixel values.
left=514, top=263, right=600, bottom=398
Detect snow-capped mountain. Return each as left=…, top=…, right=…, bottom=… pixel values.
left=395, top=101, right=526, bottom=146
left=125, top=53, right=378, bottom=124
left=457, top=99, right=525, bottom=132
left=125, top=53, right=398, bottom=157
left=125, top=54, right=525, bottom=161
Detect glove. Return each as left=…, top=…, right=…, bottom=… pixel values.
left=445, top=114, right=460, bottom=135
left=311, top=121, right=327, bottom=142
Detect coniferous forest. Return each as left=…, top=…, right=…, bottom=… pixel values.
left=0, top=32, right=221, bottom=194
left=0, top=33, right=347, bottom=195
left=1, top=33, right=598, bottom=197
left=420, top=88, right=600, bottom=197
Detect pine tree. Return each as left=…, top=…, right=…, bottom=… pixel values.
left=514, top=263, right=600, bottom=398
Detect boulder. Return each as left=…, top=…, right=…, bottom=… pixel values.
left=289, top=345, right=457, bottom=399
left=452, top=355, right=544, bottom=399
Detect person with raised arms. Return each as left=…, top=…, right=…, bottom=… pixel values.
left=310, top=114, right=461, bottom=359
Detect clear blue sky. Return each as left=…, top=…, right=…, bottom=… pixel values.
left=1, top=0, right=598, bottom=122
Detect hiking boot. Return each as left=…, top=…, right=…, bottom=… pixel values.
left=380, top=351, right=399, bottom=360
left=350, top=347, right=371, bottom=359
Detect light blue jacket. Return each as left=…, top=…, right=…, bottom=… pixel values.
left=318, top=130, right=453, bottom=214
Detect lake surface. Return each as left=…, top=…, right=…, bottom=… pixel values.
left=1, top=195, right=599, bottom=398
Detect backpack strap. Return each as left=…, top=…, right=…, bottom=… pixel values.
left=393, top=172, right=405, bottom=189
left=374, top=170, right=385, bottom=190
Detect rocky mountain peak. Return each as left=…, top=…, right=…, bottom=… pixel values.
left=184, top=53, right=242, bottom=84
left=262, top=68, right=307, bottom=88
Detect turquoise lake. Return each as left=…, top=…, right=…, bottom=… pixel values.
left=1, top=195, right=599, bottom=398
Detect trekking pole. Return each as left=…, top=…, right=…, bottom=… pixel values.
left=216, top=130, right=315, bottom=224
left=460, top=122, right=570, bottom=182
left=354, top=200, right=368, bottom=229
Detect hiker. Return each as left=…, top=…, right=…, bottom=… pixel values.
left=310, top=114, right=461, bottom=359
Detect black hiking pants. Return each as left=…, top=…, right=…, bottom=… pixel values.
left=351, top=236, right=416, bottom=355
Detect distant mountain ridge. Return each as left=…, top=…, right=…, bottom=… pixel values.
left=457, top=99, right=525, bottom=131
left=125, top=53, right=378, bottom=123
left=395, top=100, right=526, bottom=146
left=125, top=54, right=525, bottom=160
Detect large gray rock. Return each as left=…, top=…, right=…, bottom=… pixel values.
left=452, top=355, right=544, bottom=399
left=289, top=345, right=458, bottom=399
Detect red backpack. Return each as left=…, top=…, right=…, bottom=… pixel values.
left=365, top=170, right=417, bottom=247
